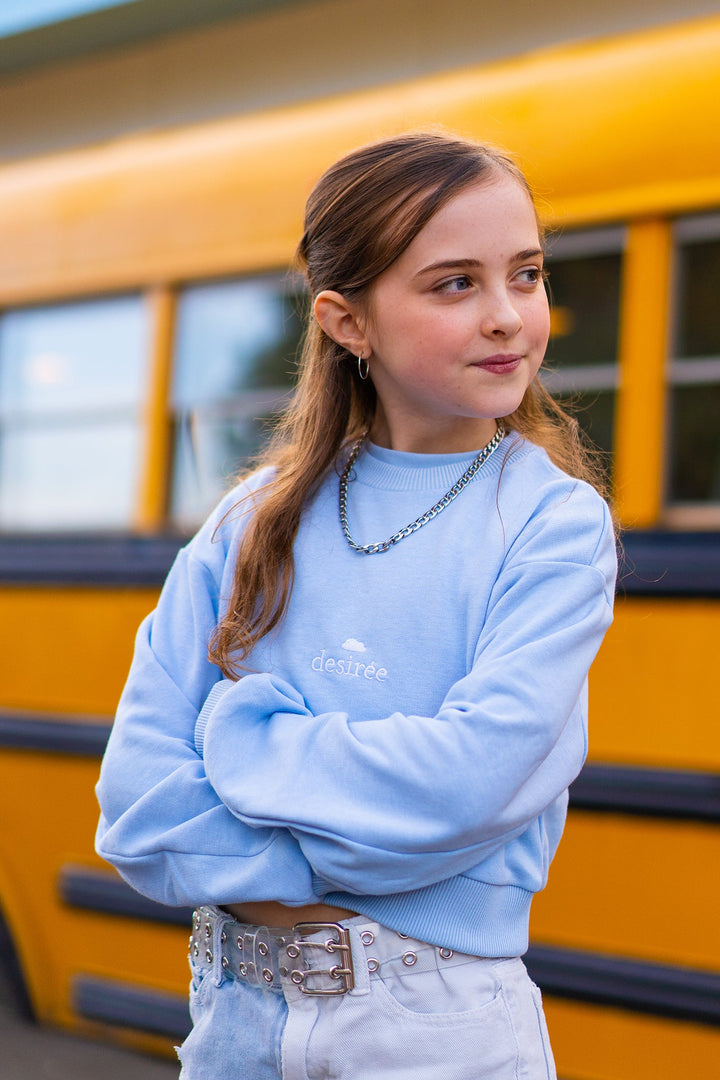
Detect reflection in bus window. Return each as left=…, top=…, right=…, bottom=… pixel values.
left=170, top=276, right=303, bottom=528
left=0, top=296, right=148, bottom=531
left=541, top=230, right=624, bottom=460
left=668, top=217, right=720, bottom=505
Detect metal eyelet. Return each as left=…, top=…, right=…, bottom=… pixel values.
left=258, top=942, right=269, bottom=957
left=205, top=948, right=213, bottom=963
left=238, top=962, right=247, bottom=977
left=221, top=956, right=229, bottom=970
left=236, top=937, right=243, bottom=951
left=401, top=951, right=418, bottom=966
left=204, top=923, right=212, bottom=938
left=290, top=970, right=304, bottom=985
left=367, top=958, right=379, bottom=972
left=360, top=931, right=375, bottom=946
left=397, top=932, right=410, bottom=939
left=262, top=968, right=274, bottom=983
left=286, top=944, right=301, bottom=959
left=439, top=948, right=454, bottom=959
left=220, top=930, right=227, bottom=945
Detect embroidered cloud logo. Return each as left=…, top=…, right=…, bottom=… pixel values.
left=342, top=638, right=366, bottom=652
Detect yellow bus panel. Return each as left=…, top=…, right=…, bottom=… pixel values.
left=0, top=587, right=157, bottom=715
left=0, top=15, right=719, bottom=305
left=545, top=998, right=720, bottom=1080
left=3, top=590, right=718, bottom=772
left=532, top=811, right=720, bottom=972
left=591, top=598, right=720, bottom=771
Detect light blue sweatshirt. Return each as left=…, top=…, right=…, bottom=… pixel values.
left=96, top=433, right=616, bottom=956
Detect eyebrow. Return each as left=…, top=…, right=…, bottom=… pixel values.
left=414, top=250, right=545, bottom=276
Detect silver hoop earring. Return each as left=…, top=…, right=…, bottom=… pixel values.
left=357, top=353, right=370, bottom=381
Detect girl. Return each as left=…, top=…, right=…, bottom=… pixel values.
left=96, top=131, right=617, bottom=1079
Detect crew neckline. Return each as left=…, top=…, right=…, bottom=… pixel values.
left=366, top=442, right=486, bottom=466
left=347, top=432, right=525, bottom=492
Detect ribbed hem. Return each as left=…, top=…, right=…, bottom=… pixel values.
left=194, top=679, right=233, bottom=755
left=316, top=874, right=533, bottom=957
left=354, top=433, right=528, bottom=492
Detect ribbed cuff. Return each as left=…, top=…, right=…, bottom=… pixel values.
left=194, top=678, right=233, bottom=755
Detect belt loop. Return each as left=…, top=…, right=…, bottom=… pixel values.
left=243, top=927, right=259, bottom=987
left=347, top=925, right=370, bottom=996
left=212, top=907, right=229, bottom=986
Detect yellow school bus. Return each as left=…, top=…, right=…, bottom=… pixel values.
left=0, top=12, right=718, bottom=1076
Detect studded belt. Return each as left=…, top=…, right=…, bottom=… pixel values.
left=190, top=906, right=470, bottom=999
left=190, top=906, right=356, bottom=996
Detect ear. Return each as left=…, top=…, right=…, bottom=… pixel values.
left=314, top=290, right=369, bottom=357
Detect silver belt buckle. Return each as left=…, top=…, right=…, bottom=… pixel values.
left=287, top=922, right=355, bottom=996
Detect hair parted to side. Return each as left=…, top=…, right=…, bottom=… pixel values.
left=209, top=130, right=610, bottom=677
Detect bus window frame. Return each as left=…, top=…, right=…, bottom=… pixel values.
left=662, top=213, right=720, bottom=528
left=0, top=290, right=152, bottom=535
left=166, top=270, right=303, bottom=532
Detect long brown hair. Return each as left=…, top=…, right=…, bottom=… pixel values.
left=209, top=131, right=609, bottom=677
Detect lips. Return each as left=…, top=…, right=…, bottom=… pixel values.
left=473, top=354, right=523, bottom=375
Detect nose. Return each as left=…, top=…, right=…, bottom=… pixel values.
left=480, top=289, right=522, bottom=338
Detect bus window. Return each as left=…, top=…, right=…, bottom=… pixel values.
left=668, top=214, right=720, bottom=506
left=170, top=276, right=303, bottom=529
left=0, top=296, right=149, bottom=531
left=542, top=228, right=624, bottom=461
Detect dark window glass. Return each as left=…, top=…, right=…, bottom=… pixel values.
left=170, top=276, right=303, bottom=528
left=674, top=238, right=720, bottom=359
left=556, top=389, right=616, bottom=460
left=668, top=384, right=720, bottom=502
left=541, top=233, right=623, bottom=459
left=545, top=252, right=622, bottom=369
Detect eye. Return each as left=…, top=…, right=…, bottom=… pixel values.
left=435, top=275, right=472, bottom=294
left=515, top=267, right=544, bottom=287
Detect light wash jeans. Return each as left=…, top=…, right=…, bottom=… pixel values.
left=178, top=912, right=556, bottom=1080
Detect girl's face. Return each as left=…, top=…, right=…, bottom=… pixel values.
left=363, top=174, right=550, bottom=453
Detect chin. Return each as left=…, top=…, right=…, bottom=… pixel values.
left=475, top=394, right=528, bottom=419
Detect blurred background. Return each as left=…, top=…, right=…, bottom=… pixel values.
left=0, top=2, right=719, bottom=1077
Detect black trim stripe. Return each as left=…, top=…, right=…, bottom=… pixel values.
left=59, top=866, right=193, bottom=927
left=4, top=711, right=719, bottom=823
left=0, top=534, right=183, bottom=586
left=72, top=946, right=720, bottom=1036
left=0, top=713, right=110, bottom=756
left=61, top=873, right=720, bottom=1029
left=570, top=763, right=720, bottom=822
left=73, top=976, right=191, bottom=1040
left=0, top=530, right=719, bottom=594
left=525, top=945, right=720, bottom=1027
left=618, top=530, right=720, bottom=597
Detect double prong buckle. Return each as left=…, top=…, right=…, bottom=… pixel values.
left=286, top=922, right=355, bottom=996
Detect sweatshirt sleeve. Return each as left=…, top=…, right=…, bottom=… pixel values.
left=95, top=531, right=319, bottom=909
left=201, top=492, right=617, bottom=896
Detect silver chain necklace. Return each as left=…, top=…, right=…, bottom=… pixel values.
left=338, top=424, right=506, bottom=554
